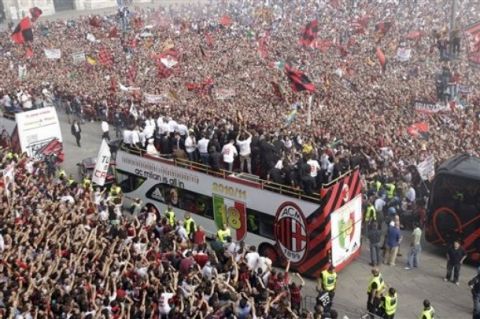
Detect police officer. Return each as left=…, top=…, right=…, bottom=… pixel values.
left=380, top=287, right=397, bottom=319
left=184, top=213, right=196, bottom=240
left=320, top=265, right=337, bottom=302
left=367, top=267, right=386, bottom=317
left=216, top=223, right=231, bottom=243
left=165, top=205, right=176, bottom=227
left=419, top=299, right=435, bottom=319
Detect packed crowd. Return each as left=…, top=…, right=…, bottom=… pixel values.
left=0, top=0, right=479, bottom=196
left=0, top=146, right=346, bottom=318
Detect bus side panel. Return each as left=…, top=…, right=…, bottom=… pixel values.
left=297, top=169, right=362, bottom=277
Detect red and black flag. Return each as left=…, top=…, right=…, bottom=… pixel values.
left=299, top=20, right=319, bottom=47
left=285, top=65, right=315, bottom=93
left=11, top=7, right=42, bottom=45
left=89, top=16, right=102, bottom=28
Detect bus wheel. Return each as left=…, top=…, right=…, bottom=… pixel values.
left=259, top=244, right=279, bottom=266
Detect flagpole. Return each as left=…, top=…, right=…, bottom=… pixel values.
left=307, top=95, right=313, bottom=126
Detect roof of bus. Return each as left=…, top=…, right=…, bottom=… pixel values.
left=436, top=153, right=480, bottom=181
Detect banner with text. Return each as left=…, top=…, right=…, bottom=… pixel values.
left=414, top=100, right=450, bottom=114
left=92, top=139, right=111, bottom=186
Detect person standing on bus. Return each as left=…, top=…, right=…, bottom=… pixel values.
left=184, top=213, right=196, bottom=240
left=379, top=287, right=397, bottom=319
left=320, top=265, right=337, bottom=302
left=198, top=134, right=210, bottom=165
left=444, top=240, right=466, bottom=285
left=165, top=206, right=176, bottom=227
left=221, top=139, right=238, bottom=172
left=236, top=129, right=253, bottom=174
left=185, top=129, right=197, bottom=162
left=101, top=119, right=110, bottom=141
left=216, top=223, right=231, bottom=243
left=419, top=299, right=435, bottom=319
left=367, top=267, right=386, bottom=317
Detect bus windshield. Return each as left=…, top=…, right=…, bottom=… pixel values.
left=431, top=174, right=480, bottom=211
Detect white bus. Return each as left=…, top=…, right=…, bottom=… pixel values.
left=115, top=147, right=363, bottom=277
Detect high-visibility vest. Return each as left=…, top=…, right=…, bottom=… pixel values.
left=385, top=183, right=396, bottom=199
left=110, top=186, right=121, bottom=197
left=83, top=178, right=91, bottom=188
left=67, top=177, right=75, bottom=186
left=216, top=228, right=231, bottom=242
left=185, top=217, right=196, bottom=236
left=321, top=270, right=337, bottom=292
left=367, top=274, right=385, bottom=296
left=58, top=169, right=66, bottom=179
left=365, top=205, right=376, bottom=222
left=6, top=152, right=14, bottom=160
left=384, top=293, right=397, bottom=315
left=419, top=306, right=435, bottom=319
left=165, top=209, right=176, bottom=227
left=375, top=181, right=382, bottom=193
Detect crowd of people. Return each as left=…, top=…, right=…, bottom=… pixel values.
left=1, top=0, right=480, bottom=317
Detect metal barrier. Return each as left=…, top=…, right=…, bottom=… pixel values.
left=301, top=296, right=384, bottom=319
left=118, top=144, right=350, bottom=203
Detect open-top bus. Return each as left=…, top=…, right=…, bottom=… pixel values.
left=426, top=153, right=480, bottom=261
left=115, top=147, right=363, bottom=277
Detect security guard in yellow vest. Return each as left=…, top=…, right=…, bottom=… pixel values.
left=82, top=176, right=92, bottom=190
left=365, top=203, right=377, bottom=223
left=165, top=206, right=176, bottom=227
left=320, top=265, right=337, bottom=301
left=367, top=267, right=386, bottom=316
left=67, top=175, right=76, bottom=187
left=385, top=183, right=396, bottom=200
left=57, top=168, right=67, bottom=180
left=216, top=223, right=231, bottom=243
left=419, top=299, right=435, bottom=319
left=109, top=183, right=122, bottom=198
left=184, top=213, right=196, bottom=239
left=5, top=151, right=17, bottom=161
left=380, top=287, right=397, bottom=319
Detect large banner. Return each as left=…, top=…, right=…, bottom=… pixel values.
left=465, top=21, right=480, bottom=65
left=414, top=100, right=450, bottom=114
left=330, top=195, right=362, bottom=267
left=15, top=107, right=63, bottom=158
left=92, top=139, right=111, bottom=186
left=417, top=155, right=435, bottom=181
left=212, top=194, right=247, bottom=241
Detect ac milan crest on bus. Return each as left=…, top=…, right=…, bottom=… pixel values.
left=275, top=202, right=308, bottom=263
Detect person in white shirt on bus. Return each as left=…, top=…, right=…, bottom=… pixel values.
left=222, top=139, right=238, bottom=172
left=146, top=139, right=159, bottom=156
left=185, top=129, right=197, bottom=162
left=307, top=156, right=321, bottom=189
left=236, top=129, right=252, bottom=174
left=197, top=134, right=210, bottom=165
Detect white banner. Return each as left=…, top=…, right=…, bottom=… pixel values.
left=144, top=93, right=165, bottom=103
left=160, top=56, right=178, bottom=68
left=330, top=195, right=362, bottom=267
left=396, top=47, right=411, bottom=62
left=215, top=88, right=236, bottom=100
left=72, top=52, right=85, bottom=64
left=18, top=64, right=27, bottom=80
left=414, top=100, right=450, bottom=114
left=15, top=107, right=63, bottom=158
left=92, top=139, right=111, bottom=186
left=417, top=155, right=435, bottom=181
left=44, top=49, right=62, bottom=60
